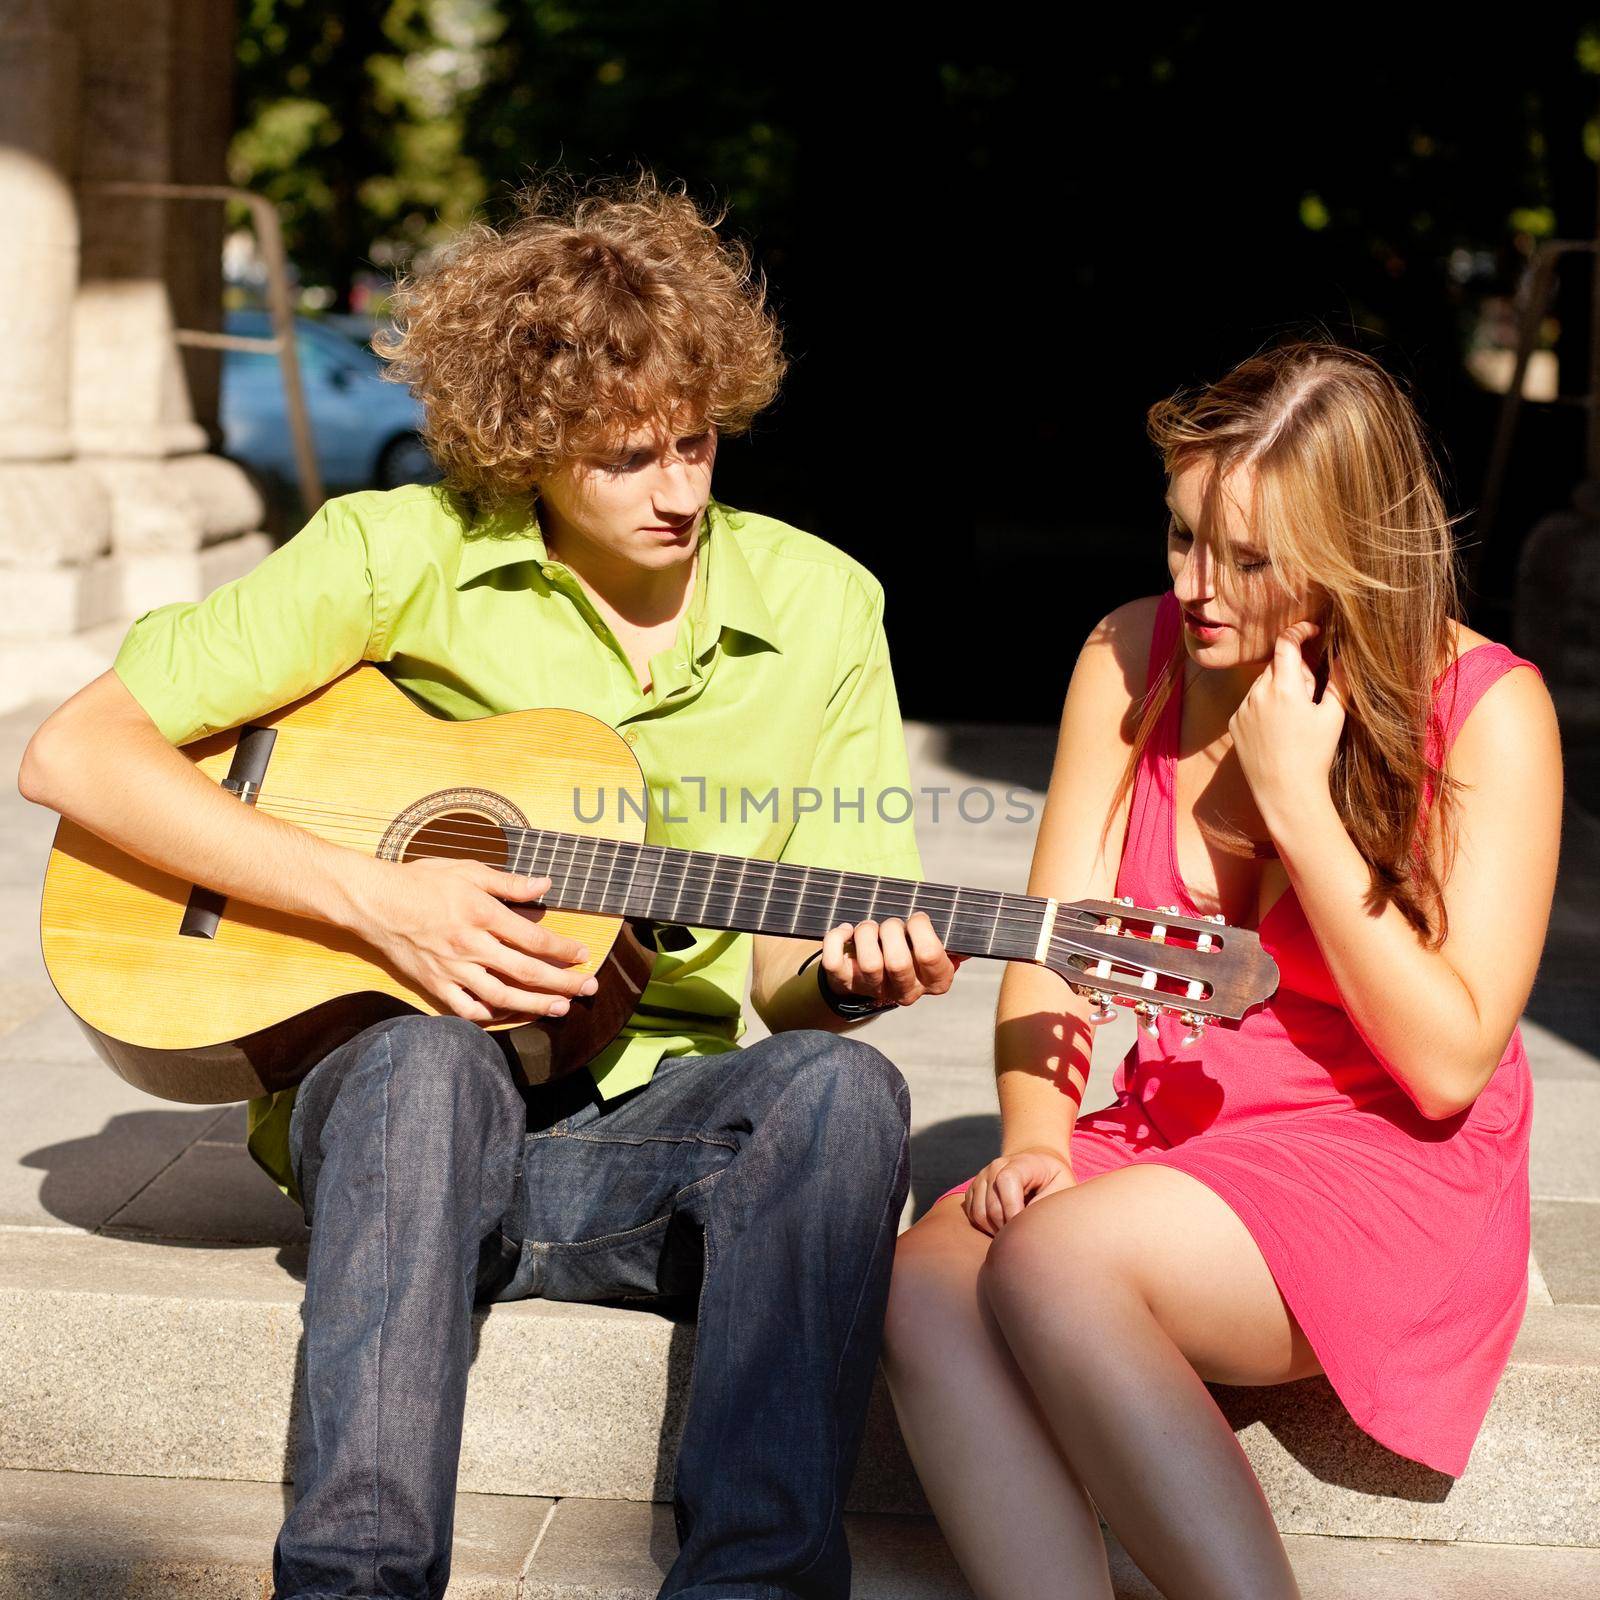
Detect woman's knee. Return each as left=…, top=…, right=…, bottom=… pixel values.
left=884, top=1211, right=987, bottom=1372
left=978, top=1191, right=1127, bottom=1338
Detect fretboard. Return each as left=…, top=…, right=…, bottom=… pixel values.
left=506, top=826, right=1057, bottom=963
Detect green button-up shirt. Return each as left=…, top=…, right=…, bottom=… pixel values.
left=110, top=484, right=924, bottom=1199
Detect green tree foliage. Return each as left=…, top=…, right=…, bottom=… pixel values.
left=231, top=0, right=493, bottom=307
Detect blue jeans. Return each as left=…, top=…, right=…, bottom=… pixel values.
left=272, top=1014, right=911, bottom=1600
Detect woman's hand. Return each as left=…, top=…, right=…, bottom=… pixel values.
left=818, top=910, right=966, bottom=1009
left=1229, top=618, right=1348, bottom=833
left=963, top=1145, right=1078, bottom=1237
left=352, top=857, right=600, bottom=1024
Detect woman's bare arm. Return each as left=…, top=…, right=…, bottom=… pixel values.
left=993, top=599, right=1156, bottom=1157
left=1264, top=664, right=1562, bottom=1119
left=961, top=599, right=1154, bottom=1235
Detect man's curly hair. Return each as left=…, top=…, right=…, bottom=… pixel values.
left=373, top=171, right=787, bottom=505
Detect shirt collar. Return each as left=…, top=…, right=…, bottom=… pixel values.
left=454, top=494, right=781, bottom=654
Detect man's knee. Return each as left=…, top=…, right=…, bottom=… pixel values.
left=299, top=1013, right=521, bottom=1164
left=294, top=1013, right=524, bottom=1228
left=379, top=1013, right=511, bottom=1091
left=758, top=1032, right=910, bottom=1210
left=777, top=1029, right=910, bottom=1133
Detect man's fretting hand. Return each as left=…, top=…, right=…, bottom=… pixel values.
left=818, top=910, right=966, bottom=1009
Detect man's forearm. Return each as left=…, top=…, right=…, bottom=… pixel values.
left=752, top=938, right=883, bottom=1035
left=21, top=694, right=380, bottom=934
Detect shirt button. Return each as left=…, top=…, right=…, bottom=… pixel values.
left=623, top=729, right=639, bottom=745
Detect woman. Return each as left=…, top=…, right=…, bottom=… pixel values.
left=881, top=338, right=1561, bottom=1600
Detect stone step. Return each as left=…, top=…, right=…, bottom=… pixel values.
left=2, top=1227, right=1597, bottom=1549
left=5, top=1468, right=1600, bottom=1599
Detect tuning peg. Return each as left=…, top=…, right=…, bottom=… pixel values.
left=1115, top=896, right=1134, bottom=907
left=1135, top=1002, right=1162, bottom=1039
left=1069, top=984, right=1120, bottom=1027
left=1181, top=1012, right=1208, bottom=1047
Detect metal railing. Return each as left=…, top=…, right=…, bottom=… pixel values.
left=81, top=180, right=324, bottom=514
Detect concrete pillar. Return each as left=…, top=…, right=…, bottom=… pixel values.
left=0, top=0, right=81, bottom=463
left=0, top=0, right=116, bottom=646
left=0, top=0, right=269, bottom=705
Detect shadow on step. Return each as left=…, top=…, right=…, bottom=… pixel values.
left=1210, top=1380, right=1454, bottom=1501
left=20, top=1106, right=303, bottom=1241
left=908, top=1114, right=998, bottom=1221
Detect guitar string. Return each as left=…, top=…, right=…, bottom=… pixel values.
left=197, top=795, right=1228, bottom=1003
left=239, top=791, right=1223, bottom=941
left=243, top=795, right=1070, bottom=931
left=246, top=797, right=1221, bottom=956
left=228, top=781, right=1219, bottom=934
left=238, top=786, right=1202, bottom=930
left=230, top=809, right=1220, bottom=1005
left=240, top=802, right=1226, bottom=996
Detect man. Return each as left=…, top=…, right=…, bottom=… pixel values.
left=19, top=173, right=957, bottom=1600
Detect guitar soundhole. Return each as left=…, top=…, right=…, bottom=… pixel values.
left=403, top=811, right=508, bottom=870
left=377, top=787, right=531, bottom=867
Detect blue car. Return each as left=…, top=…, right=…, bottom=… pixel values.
left=220, top=310, right=439, bottom=492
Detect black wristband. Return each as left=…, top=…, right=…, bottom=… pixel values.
left=798, top=947, right=896, bottom=1019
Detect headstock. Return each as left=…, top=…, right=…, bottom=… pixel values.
left=1044, top=897, right=1279, bottom=1044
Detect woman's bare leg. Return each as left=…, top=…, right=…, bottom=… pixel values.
left=882, top=1195, right=1115, bottom=1599
left=980, top=1163, right=1322, bottom=1600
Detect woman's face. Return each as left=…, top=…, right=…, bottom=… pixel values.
left=537, top=419, right=718, bottom=573
left=1164, top=459, right=1316, bottom=668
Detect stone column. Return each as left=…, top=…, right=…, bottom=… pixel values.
left=0, top=0, right=117, bottom=644
left=70, top=0, right=268, bottom=625
left=0, top=0, right=269, bottom=710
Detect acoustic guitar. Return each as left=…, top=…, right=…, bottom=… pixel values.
left=37, top=664, right=1280, bottom=1104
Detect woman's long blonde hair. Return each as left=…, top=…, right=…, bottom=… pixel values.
left=1120, top=337, right=1467, bottom=946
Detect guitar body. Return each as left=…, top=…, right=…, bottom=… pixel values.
left=39, top=666, right=655, bottom=1104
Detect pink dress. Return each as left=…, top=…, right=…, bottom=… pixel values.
left=946, top=590, right=1539, bottom=1477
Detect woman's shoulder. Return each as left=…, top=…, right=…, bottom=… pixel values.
left=1083, top=593, right=1166, bottom=672
left=1067, top=594, right=1168, bottom=739
left=1081, top=593, right=1167, bottom=688
left=1433, top=618, right=1556, bottom=769
left=1439, top=617, right=1500, bottom=669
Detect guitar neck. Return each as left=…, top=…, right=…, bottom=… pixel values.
left=507, top=827, right=1060, bottom=964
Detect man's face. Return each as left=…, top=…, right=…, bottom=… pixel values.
left=1164, top=459, right=1317, bottom=667
left=538, top=419, right=718, bottom=572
